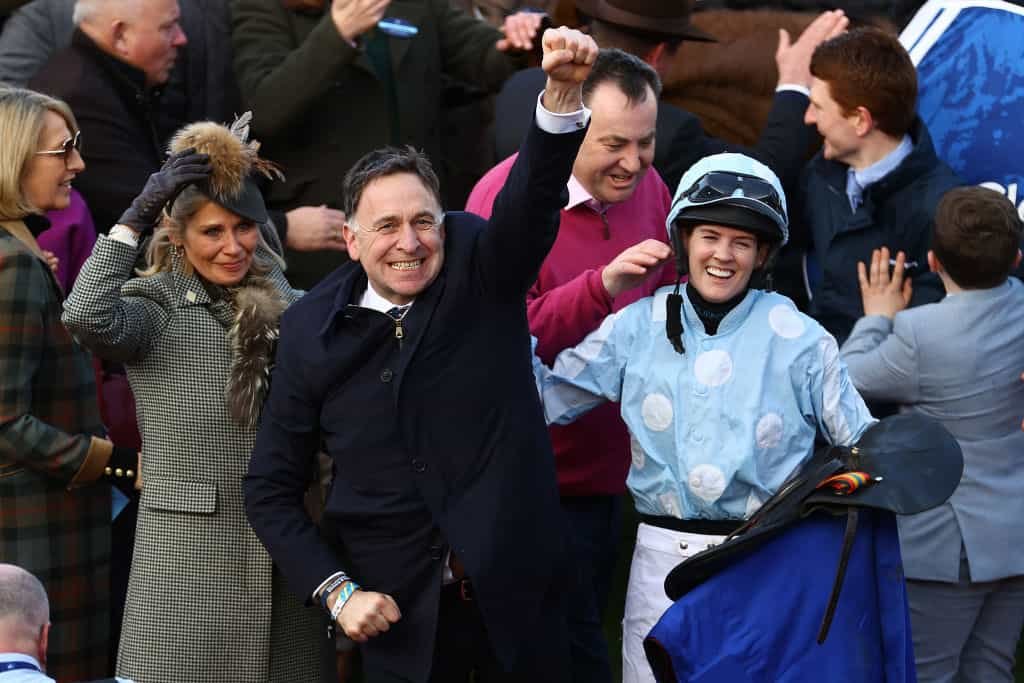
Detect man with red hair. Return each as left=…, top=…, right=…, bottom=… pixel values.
left=798, top=27, right=961, bottom=344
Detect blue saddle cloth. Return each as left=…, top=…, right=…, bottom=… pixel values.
left=645, top=510, right=916, bottom=683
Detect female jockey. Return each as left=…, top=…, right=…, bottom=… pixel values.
left=535, top=152, right=876, bottom=683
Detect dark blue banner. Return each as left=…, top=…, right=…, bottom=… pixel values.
left=903, top=0, right=1024, bottom=220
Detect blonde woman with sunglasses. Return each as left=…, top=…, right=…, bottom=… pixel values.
left=0, top=87, right=137, bottom=681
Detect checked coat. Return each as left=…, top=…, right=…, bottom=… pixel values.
left=0, top=218, right=115, bottom=682
left=63, top=234, right=323, bottom=683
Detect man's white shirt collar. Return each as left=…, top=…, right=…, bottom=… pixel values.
left=0, top=655, right=50, bottom=682
left=359, top=281, right=414, bottom=315
left=0, top=654, right=41, bottom=669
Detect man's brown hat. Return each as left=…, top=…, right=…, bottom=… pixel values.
left=575, top=0, right=715, bottom=42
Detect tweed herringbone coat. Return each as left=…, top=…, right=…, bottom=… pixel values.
left=63, top=234, right=323, bottom=683
left=0, top=218, right=114, bottom=682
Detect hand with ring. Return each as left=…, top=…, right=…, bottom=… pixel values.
left=284, top=204, right=348, bottom=252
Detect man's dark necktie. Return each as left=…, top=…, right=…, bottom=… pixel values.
left=386, top=306, right=410, bottom=321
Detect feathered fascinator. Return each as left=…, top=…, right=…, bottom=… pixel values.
left=167, top=112, right=283, bottom=223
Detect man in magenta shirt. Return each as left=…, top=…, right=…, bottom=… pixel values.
left=466, top=48, right=673, bottom=682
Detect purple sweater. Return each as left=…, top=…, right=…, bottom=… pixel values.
left=38, top=189, right=98, bottom=293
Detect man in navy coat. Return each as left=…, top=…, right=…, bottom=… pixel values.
left=245, top=27, right=597, bottom=683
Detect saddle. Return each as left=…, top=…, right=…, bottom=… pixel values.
left=661, top=413, right=964, bottom=643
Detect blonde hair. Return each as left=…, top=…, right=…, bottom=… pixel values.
left=0, top=87, right=78, bottom=220
left=137, top=184, right=285, bottom=278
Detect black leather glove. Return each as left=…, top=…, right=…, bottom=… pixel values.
left=117, top=148, right=211, bottom=234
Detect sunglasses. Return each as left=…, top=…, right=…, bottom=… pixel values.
left=684, top=171, right=786, bottom=223
left=35, top=130, right=82, bottom=165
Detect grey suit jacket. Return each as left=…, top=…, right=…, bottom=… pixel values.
left=840, top=278, right=1024, bottom=583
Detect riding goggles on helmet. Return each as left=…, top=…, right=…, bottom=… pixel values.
left=667, top=153, right=790, bottom=247
left=682, top=171, right=788, bottom=227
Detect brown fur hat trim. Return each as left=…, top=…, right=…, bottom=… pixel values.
left=168, top=111, right=283, bottom=199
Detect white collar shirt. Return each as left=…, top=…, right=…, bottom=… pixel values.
left=0, top=655, right=52, bottom=683
left=359, top=282, right=413, bottom=318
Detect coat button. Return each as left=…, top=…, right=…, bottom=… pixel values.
left=412, top=459, right=427, bottom=473
left=380, top=368, right=393, bottom=383
left=429, top=544, right=443, bottom=561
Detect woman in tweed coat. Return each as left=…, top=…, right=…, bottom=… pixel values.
left=63, top=117, right=324, bottom=683
left=0, top=87, right=138, bottom=682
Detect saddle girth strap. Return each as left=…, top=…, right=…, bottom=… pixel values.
left=816, top=507, right=859, bottom=644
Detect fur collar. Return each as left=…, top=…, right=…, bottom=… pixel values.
left=225, top=277, right=288, bottom=429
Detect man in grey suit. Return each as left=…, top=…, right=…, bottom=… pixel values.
left=839, top=186, right=1024, bottom=683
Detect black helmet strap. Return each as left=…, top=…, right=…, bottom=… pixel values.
left=666, top=278, right=685, bottom=355
left=666, top=224, right=687, bottom=355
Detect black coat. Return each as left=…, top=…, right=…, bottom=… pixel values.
left=245, top=121, right=584, bottom=681
left=30, top=29, right=163, bottom=235
left=492, top=66, right=816, bottom=193
left=1, top=0, right=237, bottom=139
left=231, top=0, right=524, bottom=289
left=797, top=119, right=963, bottom=343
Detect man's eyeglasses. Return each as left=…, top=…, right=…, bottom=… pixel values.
left=354, top=213, right=445, bottom=236
left=684, top=171, right=787, bottom=223
left=35, top=130, right=82, bottom=165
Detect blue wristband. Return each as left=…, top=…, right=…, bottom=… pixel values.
left=320, top=573, right=350, bottom=611
left=330, top=581, right=360, bottom=622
